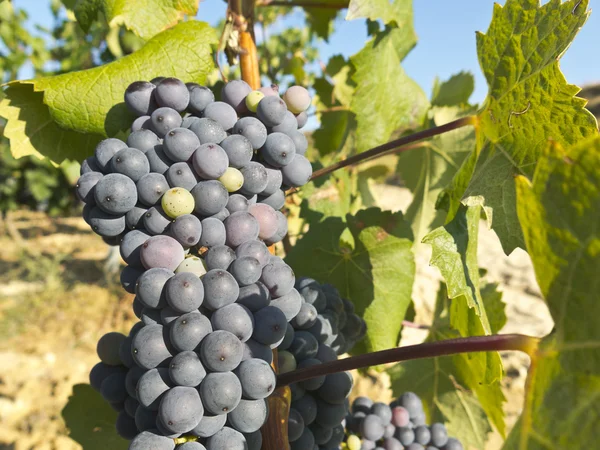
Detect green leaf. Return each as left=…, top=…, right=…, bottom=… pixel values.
left=423, top=203, right=491, bottom=331
left=431, top=71, right=475, bottom=107
left=299, top=169, right=355, bottom=221
left=305, top=6, right=339, bottom=41
left=389, top=357, right=492, bottom=449
left=74, top=0, right=199, bottom=40
left=346, top=0, right=413, bottom=28
left=481, top=282, right=506, bottom=335
left=502, top=137, right=600, bottom=449
left=443, top=0, right=598, bottom=254
left=423, top=203, right=506, bottom=434
left=285, top=208, right=415, bottom=354
left=350, top=26, right=428, bottom=153
left=0, top=84, right=103, bottom=162
left=313, top=110, right=352, bottom=156
left=0, top=21, right=216, bottom=163
left=399, top=106, right=476, bottom=242
left=62, top=383, right=127, bottom=450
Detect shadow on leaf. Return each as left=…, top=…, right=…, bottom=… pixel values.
left=62, top=384, right=127, bottom=450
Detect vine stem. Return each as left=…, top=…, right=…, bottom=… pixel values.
left=277, top=334, right=540, bottom=387
left=310, top=115, right=477, bottom=180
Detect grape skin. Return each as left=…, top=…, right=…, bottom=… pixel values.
left=94, top=173, right=138, bottom=215
left=200, top=330, right=244, bottom=371
left=281, top=154, right=313, bottom=187
left=245, top=90, right=265, bottom=112
left=227, top=399, right=268, bottom=433
left=158, top=386, right=203, bottom=434
left=240, top=162, right=268, bottom=195
left=191, top=413, right=227, bottom=438
left=166, top=161, right=199, bottom=191
left=218, top=167, right=244, bottom=193
left=143, top=205, right=172, bottom=235
left=210, top=303, right=254, bottom=342
left=127, top=129, right=161, bottom=153
left=192, top=143, right=229, bottom=180
left=161, top=187, right=195, bottom=218
left=111, top=147, right=150, bottom=182
left=137, top=173, right=169, bottom=206
left=151, top=107, right=183, bottom=137
left=233, top=358, right=276, bottom=399
left=154, top=77, right=190, bottom=112
left=165, top=271, right=204, bottom=313
left=89, top=207, right=126, bottom=237
left=283, top=85, right=311, bottom=114
left=256, top=95, right=288, bottom=127
left=191, top=181, right=229, bottom=216
left=124, top=81, right=156, bottom=116
left=120, top=229, right=150, bottom=267
left=136, top=368, right=172, bottom=410
left=232, top=117, right=267, bottom=150
left=95, top=138, right=127, bottom=172
left=163, top=127, right=200, bottom=162
left=248, top=203, right=279, bottom=240
left=221, top=79, right=252, bottom=113
left=200, top=372, right=242, bottom=415
left=169, top=214, right=202, bottom=248
left=188, top=84, right=215, bottom=115
left=189, top=118, right=227, bottom=145
left=204, top=101, right=238, bottom=130
left=131, top=324, right=173, bottom=370
left=140, top=235, right=185, bottom=271
left=219, top=135, right=254, bottom=169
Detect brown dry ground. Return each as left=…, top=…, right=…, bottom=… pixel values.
left=0, top=193, right=553, bottom=449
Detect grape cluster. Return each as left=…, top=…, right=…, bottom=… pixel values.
left=344, top=394, right=464, bottom=450
left=279, top=279, right=367, bottom=450
left=81, top=77, right=316, bottom=450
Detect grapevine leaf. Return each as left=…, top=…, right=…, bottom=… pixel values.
left=299, top=169, right=355, bottom=221
left=62, top=383, right=127, bottom=450
left=350, top=26, right=428, bottom=153
left=423, top=203, right=506, bottom=433
left=74, top=0, right=199, bottom=40
left=0, top=84, right=103, bottom=162
left=0, top=21, right=216, bottom=163
left=442, top=0, right=598, bottom=254
left=389, top=357, right=492, bottom=449
left=481, top=282, right=506, bottom=335
left=346, top=0, right=413, bottom=28
left=304, top=6, right=340, bottom=40
left=313, top=110, right=352, bottom=156
left=286, top=208, right=415, bottom=354
left=503, top=137, right=600, bottom=449
left=399, top=106, right=476, bottom=242
left=431, top=71, right=475, bottom=107
left=423, top=203, right=491, bottom=331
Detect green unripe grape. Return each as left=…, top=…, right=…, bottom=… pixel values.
left=245, top=90, right=265, bottom=113
left=218, top=167, right=244, bottom=192
left=346, top=434, right=361, bottom=450
left=161, top=187, right=195, bottom=218
left=175, top=256, right=207, bottom=276
left=283, top=85, right=311, bottom=114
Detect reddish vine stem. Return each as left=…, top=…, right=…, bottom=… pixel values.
left=256, top=0, right=348, bottom=8
left=277, top=334, right=539, bottom=387
left=310, top=115, right=477, bottom=180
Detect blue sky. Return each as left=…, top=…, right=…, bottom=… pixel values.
left=13, top=0, right=600, bottom=104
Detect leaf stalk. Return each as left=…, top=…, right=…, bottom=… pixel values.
left=276, top=333, right=540, bottom=387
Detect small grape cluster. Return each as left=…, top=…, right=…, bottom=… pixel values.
left=280, top=279, right=367, bottom=450
left=344, top=394, right=464, bottom=450
left=80, top=77, right=317, bottom=450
